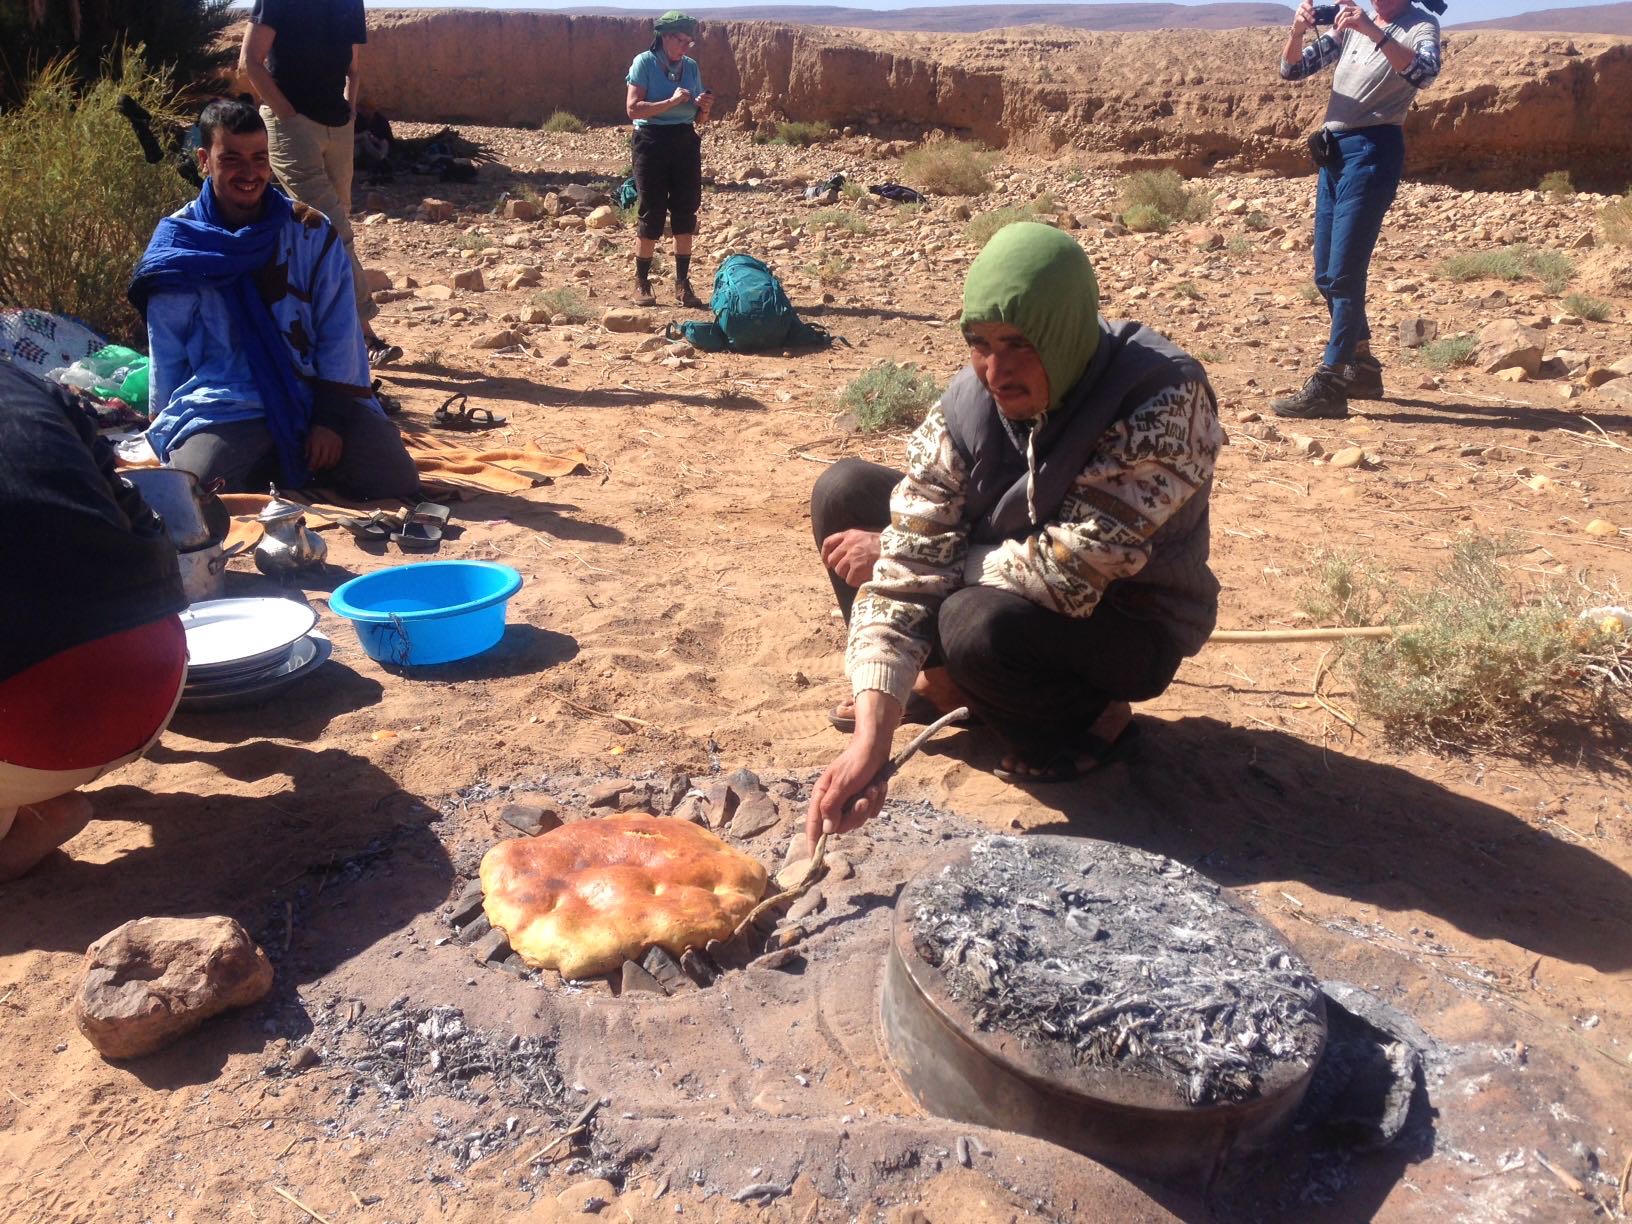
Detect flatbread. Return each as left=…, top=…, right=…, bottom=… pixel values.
left=480, top=815, right=768, bottom=979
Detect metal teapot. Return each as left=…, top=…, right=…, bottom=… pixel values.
left=254, top=488, right=327, bottom=580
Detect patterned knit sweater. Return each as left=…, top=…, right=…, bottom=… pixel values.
left=847, top=379, right=1224, bottom=707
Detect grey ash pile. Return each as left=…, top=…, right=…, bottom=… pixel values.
left=909, top=836, right=1325, bottom=1107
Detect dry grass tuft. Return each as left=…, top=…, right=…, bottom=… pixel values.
left=900, top=141, right=993, bottom=197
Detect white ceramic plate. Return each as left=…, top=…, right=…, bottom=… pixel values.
left=181, top=597, right=319, bottom=673
left=179, top=632, right=332, bottom=710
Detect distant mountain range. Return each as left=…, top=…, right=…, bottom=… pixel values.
left=557, top=2, right=1632, bottom=35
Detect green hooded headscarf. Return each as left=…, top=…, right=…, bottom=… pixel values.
left=959, top=222, right=1100, bottom=414
left=654, top=10, right=699, bottom=36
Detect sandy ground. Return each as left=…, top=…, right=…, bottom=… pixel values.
left=2, top=124, right=1631, bottom=1223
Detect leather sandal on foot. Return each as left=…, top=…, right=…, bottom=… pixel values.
left=828, top=693, right=970, bottom=734
left=367, top=338, right=403, bottom=367
left=993, top=721, right=1143, bottom=784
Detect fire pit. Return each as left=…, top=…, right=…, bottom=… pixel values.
left=882, top=835, right=1327, bottom=1185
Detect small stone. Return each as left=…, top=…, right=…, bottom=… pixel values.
left=784, top=888, right=826, bottom=925
left=658, top=771, right=691, bottom=813
left=776, top=926, right=804, bottom=950
left=554, top=215, right=587, bottom=231
left=672, top=795, right=708, bottom=825
left=1583, top=366, right=1623, bottom=388
left=75, top=916, right=274, bottom=1059
left=287, top=1044, right=320, bottom=1071
left=503, top=198, right=538, bottom=221
left=1585, top=519, right=1620, bottom=537
left=724, top=767, right=763, bottom=798
left=1290, top=434, right=1324, bottom=458
left=614, top=783, right=656, bottom=812
left=825, top=854, right=854, bottom=882
left=501, top=802, right=561, bottom=836
left=447, top=879, right=485, bottom=926
left=1496, top=366, right=1529, bottom=383
left=621, top=959, right=670, bottom=995
left=588, top=780, right=635, bottom=808
left=704, top=782, right=738, bottom=827
left=457, top=914, right=493, bottom=945
left=362, top=267, right=392, bottom=293
left=679, top=948, right=719, bottom=987
left=1476, top=319, right=1546, bottom=377
left=1184, top=226, right=1223, bottom=250
left=585, top=205, right=618, bottom=230
left=450, top=267, right=486, bottom=292
left=729, top=793, right=781, bottom=840
left=640, top=945, right=691, bottom=992
left=1398, top=317, right=1439, bottom=348
left=1329, top=446, right=1367, bottom=470
left=470, top=928, right=512, bottom=964
left=556, top=1178, right=618, bottom=1215
left=417, top=198, right=455, bottom=223
left=561, top=183, right=611, bottom=209
left=416, top=283, right=454, bottom=301
left=602, top=308, right=655, bottom=334
left=471, top=328, right=522, bottom=350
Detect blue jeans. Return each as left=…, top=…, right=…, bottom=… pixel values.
left=1314, top=125, right=1405, bottom=369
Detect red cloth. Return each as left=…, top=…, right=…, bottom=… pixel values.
left=0, top=615, right=186, bottom=771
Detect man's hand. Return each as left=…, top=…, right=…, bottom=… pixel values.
left=806, top=735, right=892, bottom=851
left=696, top=90, right=715, bottom=118
left=668, top=87, right=694, bottom=108
left=1292, top=1, right=1317, bottom=34
left=290, top=201, right=327, bottom=231
left=305, top=425, right=343, bottom=471
left=1334, top=3, right=1379, bottom=41
left=820, top=528, right=882, bottom=587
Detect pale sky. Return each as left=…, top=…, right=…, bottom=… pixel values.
left=354, top=1, right=1625, bottom=19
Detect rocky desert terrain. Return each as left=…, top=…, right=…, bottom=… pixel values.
left=4, top=14, right=1632, bottom=1224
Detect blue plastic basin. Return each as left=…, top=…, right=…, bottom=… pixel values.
left=328, top=560, right=523, bottom=666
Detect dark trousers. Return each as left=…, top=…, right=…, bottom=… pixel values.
left=1314, top=124, right=1404, bottom=369
left=632, top=123, right=702, bottom=241
left=810, top=457, right=1183, bottom=762
left=167, top=411, right=421, bottom=500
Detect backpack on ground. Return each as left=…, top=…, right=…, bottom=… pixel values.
left=675, top=254, right=833, bottom=353
left=615, top=176, right=638, bottom=210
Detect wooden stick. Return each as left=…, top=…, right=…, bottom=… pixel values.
left=542, top=690, right=654, bottom=730
left=272, top=1186, right=333, bottom=1224
left=1208, top=624, right=1419, bottom=644
left=516, top=1096, right=603, bottom=1167
left=1311, top=647, right=1362, bottom=733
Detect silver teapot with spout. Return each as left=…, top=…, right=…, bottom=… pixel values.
left=124, top=467, right=232, bottom=603
left=254, top=488, right=327, bottom=580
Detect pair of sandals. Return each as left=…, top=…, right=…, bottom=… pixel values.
left=826, top=694, right=1141, bottom=784
left=337, top=501, right=449, bottom=551
left=433, top=393, right=507, bottom=431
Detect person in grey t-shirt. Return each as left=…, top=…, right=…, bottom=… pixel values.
left=1272, top=0, right=1444, bottom=420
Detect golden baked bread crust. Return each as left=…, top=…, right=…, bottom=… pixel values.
left=480, top=815, right=768, bottom=979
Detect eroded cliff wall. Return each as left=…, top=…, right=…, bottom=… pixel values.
left=355, top=11, right=1632, bottom=189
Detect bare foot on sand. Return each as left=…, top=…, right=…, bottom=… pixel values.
left=0, top=792, right=94, bottom=881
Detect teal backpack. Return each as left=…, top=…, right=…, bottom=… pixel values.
left=676, top=254, right=832, bottom=353
left=615, top=177, right=638, bottom=210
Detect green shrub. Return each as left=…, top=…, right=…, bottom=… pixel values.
left=900, top=141, right=993, bottom=196
left=964, top=206, right=1033, bottom=247
left=840, top=362, right=940, bottom=432
left=0, top=0, right=235, bottom=106
left=1031, top=191, right=1057, bottom=216
left=1437, top=244, right=1576, bottom=295
left=1118, top=170, right=1212, bottom=227
left=455, top=233, right=494, bottom=252
left=1225, top=236, right=1252, bottom=255
left=1122, top=204, right=1173, bottom=234
left=1308, top=534, right=1631, bottom=748
left=1419, top=335, right=1478, bottom=368
left=808, top=209, right=868, bottom=235
left=1563, top=292, right=1612, bottom=322
left=804, top=253, right=852, bottom=286
left=774, top=121, right=828, bottom=146
left=0, top=55, right=191, bottom=343
left=1600, top=190, right=1632, bottom=247
left=541, top=110, right=587, bottom=134
left=1538, top=170, right=1574, bottom=200
left=841, top=180, right=865, bottom=201
left=531, top=286, right=593, bottom=322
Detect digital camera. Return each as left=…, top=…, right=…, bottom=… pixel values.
left=1312, top=4, right=1342, bottom=23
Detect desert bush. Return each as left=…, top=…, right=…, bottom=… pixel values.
left=455, top=233, right=494, bottom=252
left=1123, top=203, right=1173, bottom=234
left=804, top=253, right=852, bottom=286
left=1304, top=534, right=1631, bottom=748
left=1539, top=170, right=1575, bottom=200
left=840, top=362, right=940, bottom=432
left=808, top=209, right=868, bottom=235
left=841, top=180, right=865, bottom=201
left=531, top=286, right=594, bottom=322
left=0, top=55, right=191, bottom=343
left=1172, top=281, right=1201, bottom=300
left=0, top=0, right=235, bottom=106
left=900, top=141, right=993, bottom=196
left=1244, top=210, right=1272, bottom=232
left=1563, top=292, right=1612, bottom=322
left=1437, top=244, right=1575, bottom=294
left=1118, top=170, right=1212, bottom=228
left=774, top=121, right=828, bottom=147
left=1298, top=551, right=1391, bottom=629
left=964, top=206, right=1033, bottom=247
left=541, top=110, right=587, bottom=134
left=1418, top=335, right=1479, bottom=368
left=1225, top=236, right=1252, bottom=256
left=1599, top=190, right=1632, bottom=247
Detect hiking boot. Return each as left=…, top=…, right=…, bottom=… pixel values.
left=632, top=277, right=657, bottom=307
left=1341, top=355, right=1385, bottom=400
left=677, top=279, right=705, bottom=309
left=1272, top=366, right=1350, bottom=419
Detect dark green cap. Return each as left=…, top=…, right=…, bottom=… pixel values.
left=654, top=10, right=698, bottom=35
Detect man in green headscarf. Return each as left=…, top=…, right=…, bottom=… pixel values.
left=807, top=224, right=1224, bottom=846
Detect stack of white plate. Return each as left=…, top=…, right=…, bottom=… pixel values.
left=179, top=598, right=332, bottom=710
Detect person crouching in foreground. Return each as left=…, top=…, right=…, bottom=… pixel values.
left=806, top=223, right=1224, bottom=848
left=132, top=99, right=419, bottom=500
left=0, top=362, right=188, bottom=881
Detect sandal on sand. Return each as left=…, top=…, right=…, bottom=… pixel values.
left=993, top=721, right=1143, bottom=785
left=393, top=501, right=450, bottom=552
left=433, top=393, right=507, bottom=430
left=828, top=692, right=969, bottom=734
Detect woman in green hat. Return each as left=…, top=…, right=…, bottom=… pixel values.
left=625, top=11, right=713, bottom=307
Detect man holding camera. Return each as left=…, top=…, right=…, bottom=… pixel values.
left=1273, top=0, right=1444, bottom=420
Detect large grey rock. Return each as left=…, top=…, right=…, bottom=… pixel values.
left=76, top=916, right=273, bottom=1059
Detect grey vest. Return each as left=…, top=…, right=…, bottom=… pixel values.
left=939, top=318, right=1220, bottom=655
